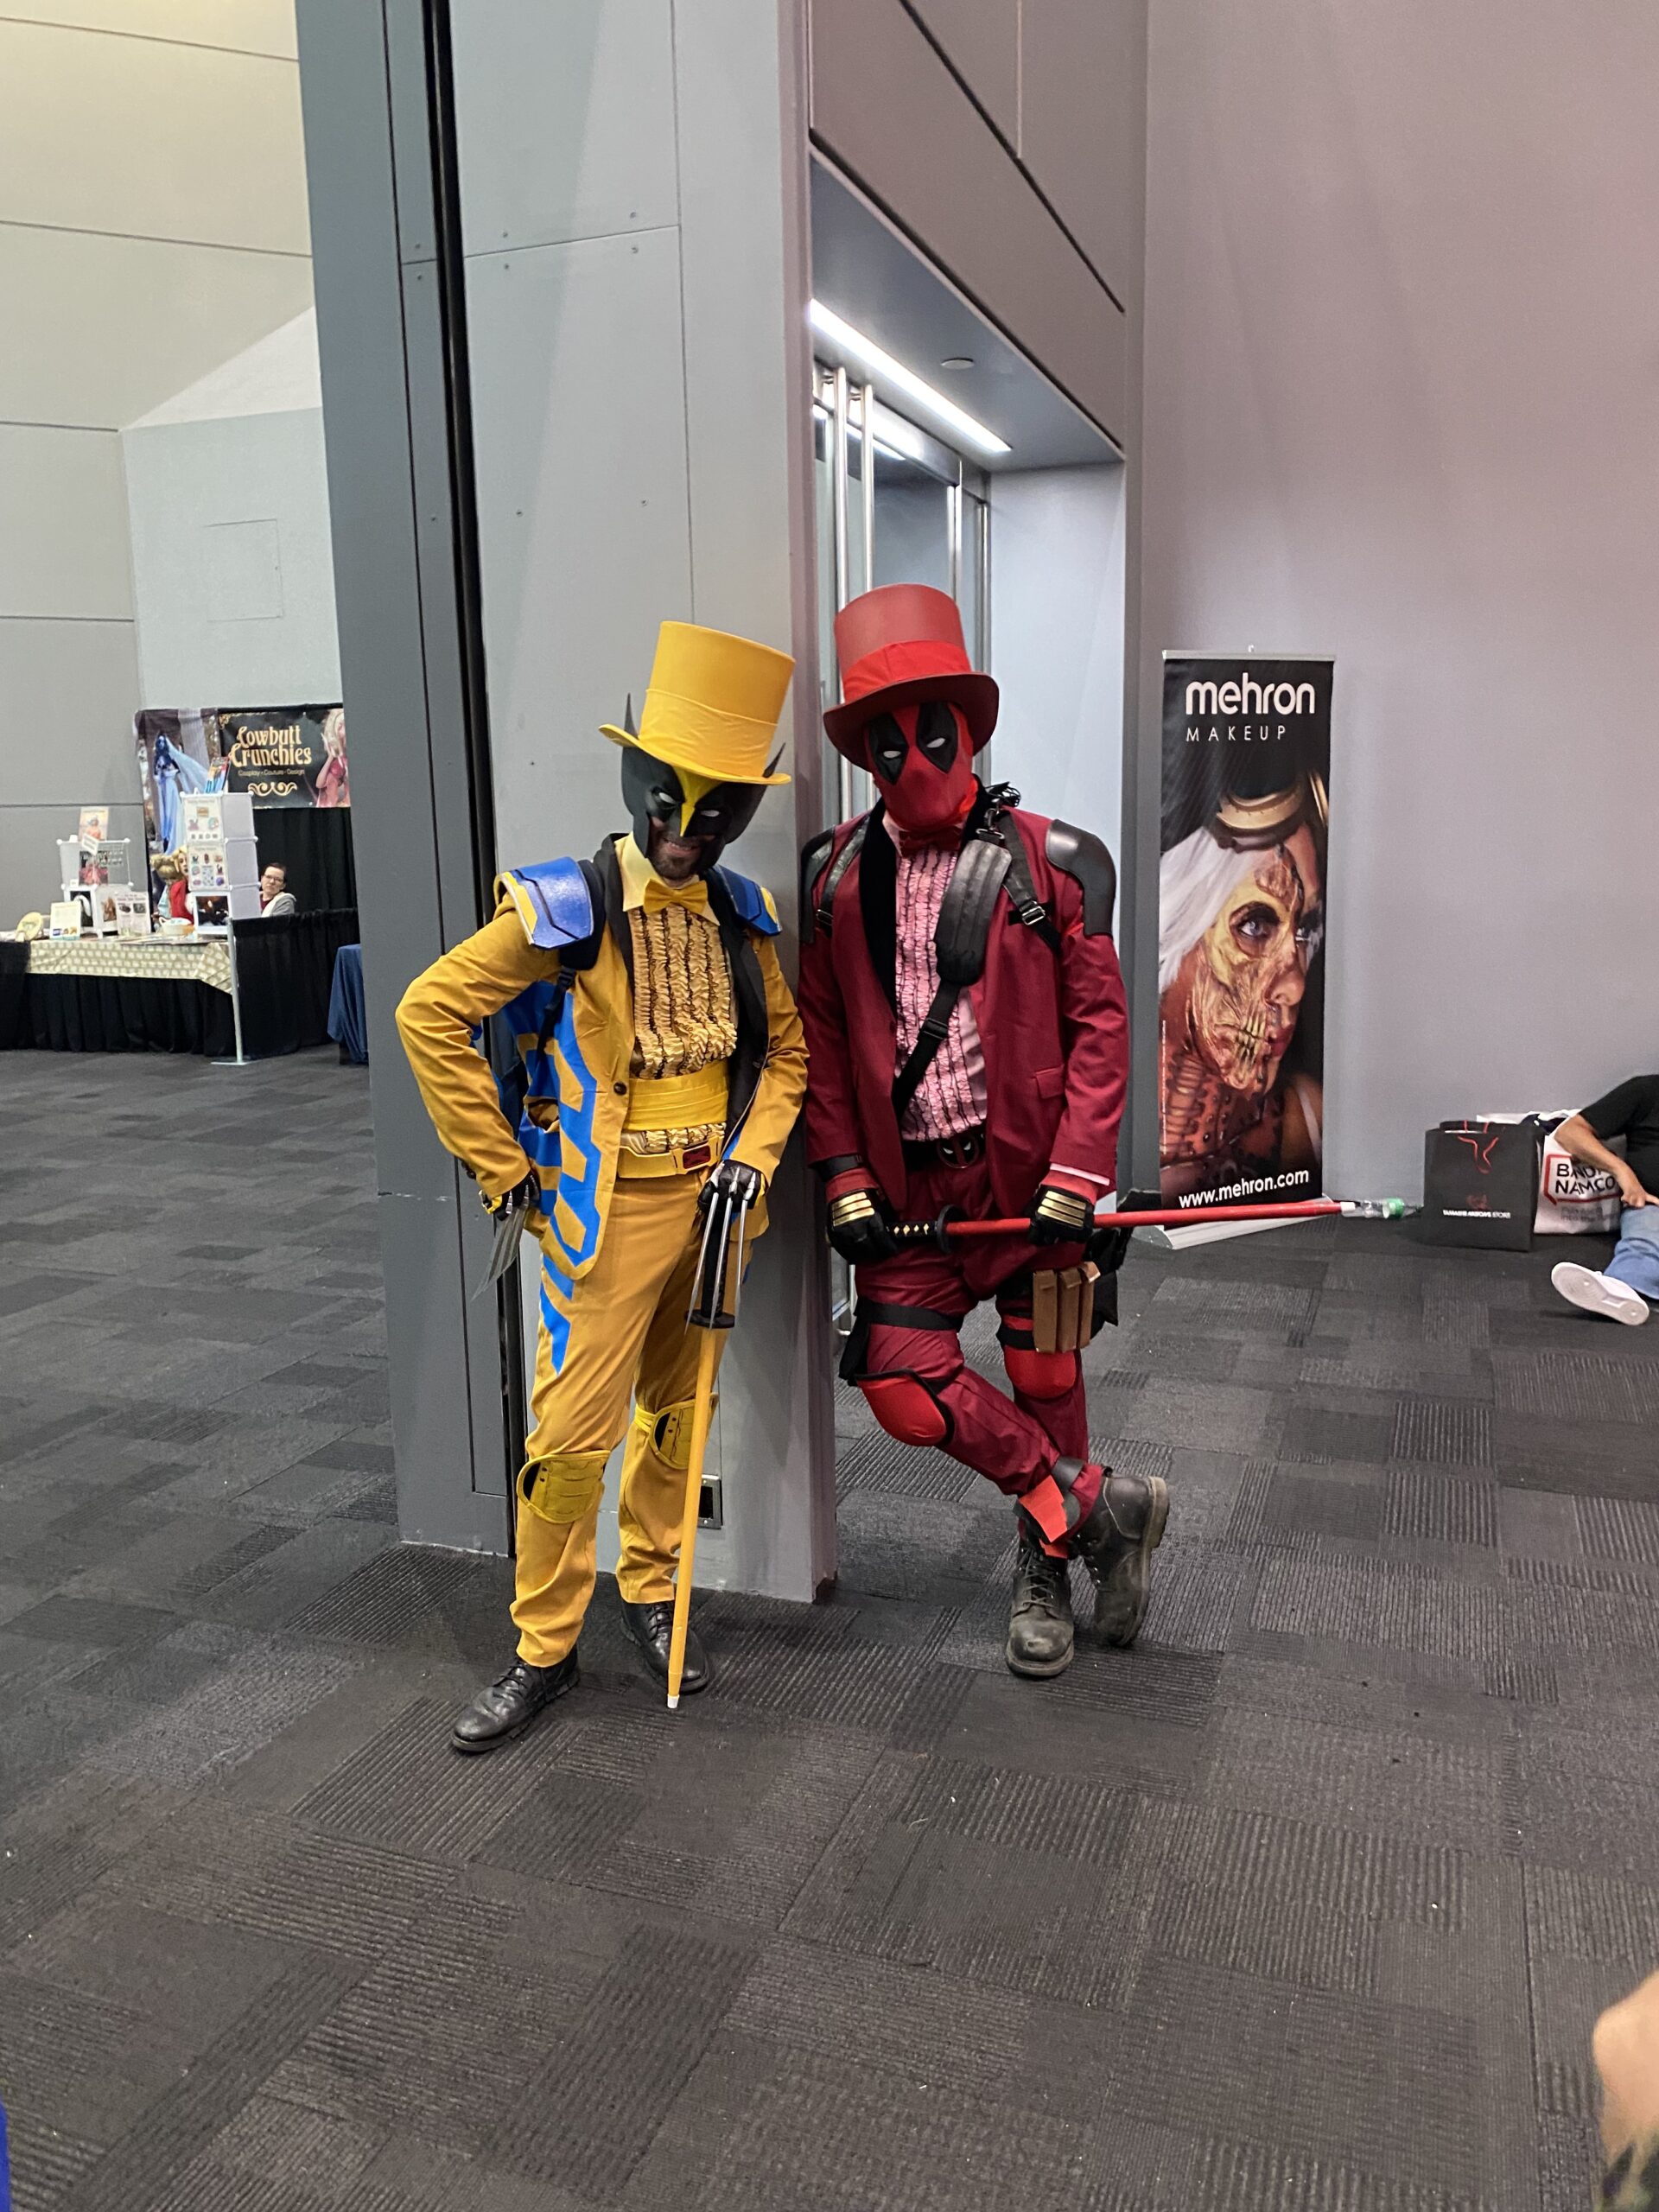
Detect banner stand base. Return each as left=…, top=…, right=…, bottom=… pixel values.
left=1136, top=1215, right=1323, bottom=1253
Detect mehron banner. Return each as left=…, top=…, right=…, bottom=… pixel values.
left=1157, top=654, right=1333, bottom=1208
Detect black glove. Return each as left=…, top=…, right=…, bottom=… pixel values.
left=1087, top=1223, right=1133, bottom=1274
left=1028, top=1179, right=1095, bottom=1247
left=699, top=1159, right=764, bottom=1213
left=826, top=1181, right=900, bottom=1265
left=481, top=1169, right=540, bottom=1223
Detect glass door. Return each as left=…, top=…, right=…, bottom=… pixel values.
left=812, top=365, right=992, bottom=1331
left=814, top=365, right=989, bottom=817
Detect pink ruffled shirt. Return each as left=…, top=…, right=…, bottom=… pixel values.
left=891, top=834, right=988, bottom=1141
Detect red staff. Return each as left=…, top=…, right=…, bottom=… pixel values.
left=887, top=1196, right=1409, bottom=1245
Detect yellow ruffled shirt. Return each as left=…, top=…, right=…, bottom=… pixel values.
left=616, top=836, right=734, bottom=1160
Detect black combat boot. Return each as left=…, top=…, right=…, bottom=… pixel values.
left=1066, top=1462, right=1169, bottom=1647
left=1005, top=1528, right=1075, bottom=1679
left=620, top=1599, right=711, bottom=1695
left=451, top=1649, right=579, bottom=1753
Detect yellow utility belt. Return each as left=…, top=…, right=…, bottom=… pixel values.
left=617, top=1060, right=728, bottom=1179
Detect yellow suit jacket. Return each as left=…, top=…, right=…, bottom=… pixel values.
left=395, top=868, right=807, bottom=1287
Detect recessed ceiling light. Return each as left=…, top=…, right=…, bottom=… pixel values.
left=940, top=356, right=975, bottom=370
left=809, top=302, right=1010, bottom=456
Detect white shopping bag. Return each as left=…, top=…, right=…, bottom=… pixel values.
left=1535, top=1120, right=1622, bottom=1236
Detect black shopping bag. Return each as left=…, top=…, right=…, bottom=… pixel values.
left=1420, top=1120, right=1540, bottom=1250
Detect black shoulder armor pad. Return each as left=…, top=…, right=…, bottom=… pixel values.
left=1045, top=821, right=1116, bottom=938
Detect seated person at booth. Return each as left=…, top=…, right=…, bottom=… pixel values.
left=1548, top=1072, right=1659, bottom=1326
left=259, top=862, right=297, bottom=918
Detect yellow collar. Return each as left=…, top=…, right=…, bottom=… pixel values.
left=617, top=834, right=712, bottom=918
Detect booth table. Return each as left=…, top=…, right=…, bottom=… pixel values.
left=1, top=912, right=359, bottom=1058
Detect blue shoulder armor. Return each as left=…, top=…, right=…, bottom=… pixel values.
left=498, top=858, right=601, bottom=950
left=710, top=865, right=782, bottom=937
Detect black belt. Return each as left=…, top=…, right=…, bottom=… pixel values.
left=902, top=1125, right=987, bottom=1169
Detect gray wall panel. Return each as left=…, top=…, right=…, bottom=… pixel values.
left=465, top=226, right=693, bottom=873
left=453, top=0, right=835, bottom=1599
left=0, top=616, right=142, bottom=803
left=1019, top=0, right=1142, bottom=308
left=909, top=0, right=1018, bottom=143
left=450, top=0, right=677, bottom=256
left=810, top=0, right=1127, bottom=442
left=0, top=428, right=132, bottom=620
left=123, top=408, right=341, bottom=708
left=1139, top=0, right=1659, bottom=1198
left=673, top=0, right=835, bottom=1601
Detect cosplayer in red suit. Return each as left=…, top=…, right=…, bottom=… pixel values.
left=798, top=584, right=1166, bottom=1679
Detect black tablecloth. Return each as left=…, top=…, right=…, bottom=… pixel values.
left=22, top=969, right=233, bottom=1054
left=0, top=938, right=28, bottom=1051
left=234, top=910, right=360, bottom=1057
left=3, top=910, right=359, bottom=1058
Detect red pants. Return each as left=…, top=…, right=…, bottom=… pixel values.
left=848, top=1154, right=1088, bottom=1497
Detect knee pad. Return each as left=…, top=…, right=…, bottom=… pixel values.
left=861, top=1372, right=951, bottom=1447
left=631, top=1395, right=712, bottom=1473
left=520, top=1446, right=608, bottom=1524
left=1003, top=1345, right=1080, bottom=1402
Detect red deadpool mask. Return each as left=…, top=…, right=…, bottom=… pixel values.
left=864, top=699, right=975, bottom=838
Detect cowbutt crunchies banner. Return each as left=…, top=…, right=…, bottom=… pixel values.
left=1157, top=654, right=1333, bottom=1208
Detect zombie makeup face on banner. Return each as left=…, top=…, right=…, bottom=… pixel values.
left=1156, top=656, right=1334, bottom=1205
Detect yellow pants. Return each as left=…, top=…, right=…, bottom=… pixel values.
left=512, top=1170, right=762, bottom=1667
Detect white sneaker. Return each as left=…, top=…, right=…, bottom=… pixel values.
left=1551, top=1262, right=1650, bottom=1326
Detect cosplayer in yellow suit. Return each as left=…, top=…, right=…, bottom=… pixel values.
left=397, top=622, right=806, bottom=1751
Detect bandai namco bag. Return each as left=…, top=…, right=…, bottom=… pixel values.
left=1535, top=1113, right=1622, bottom=1236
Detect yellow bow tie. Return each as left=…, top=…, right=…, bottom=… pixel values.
left=639, top=873, right=711, bottom=918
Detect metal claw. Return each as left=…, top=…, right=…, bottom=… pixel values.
left=730, top=1191, right=753, bottom=1322
left=474, top=1199, right=528, bottom=1298
left=687, top=1185, right=723, bottom=1329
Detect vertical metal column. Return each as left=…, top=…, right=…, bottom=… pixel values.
left=293, top=0, right=515, bottom=1551
left=858, top=380, right=875, bottom=599
left=830, top=365, right=854, bottom=822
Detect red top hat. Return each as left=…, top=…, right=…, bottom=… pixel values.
left=823, top=582, right=999, bottom=765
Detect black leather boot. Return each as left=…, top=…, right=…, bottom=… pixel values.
left=620, top=1599, right=710, bottom=1695
left=1005, top=1529, right=1075, bottom=1679
left=1067, top=1464, right=1169, bottom=1648
left=451, top=1649, right=579, bottom=1753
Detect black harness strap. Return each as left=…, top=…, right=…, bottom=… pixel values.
left=808, top=817, right=869, bottom=938
left=987, top=814, right=1064, bottom=955
left=890, top=833, right=1011, bottom=1123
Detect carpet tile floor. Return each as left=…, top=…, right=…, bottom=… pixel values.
left=3, top=1048, right=1656, bottom=2209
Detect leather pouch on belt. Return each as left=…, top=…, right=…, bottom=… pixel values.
left=1031, top=1262, right=1102, bottom=1353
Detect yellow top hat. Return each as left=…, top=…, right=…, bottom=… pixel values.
left=601, top=620, right=793, bottom=786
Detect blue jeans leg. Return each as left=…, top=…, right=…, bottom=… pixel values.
left=1605, top=1207, right=1659, bottom=1300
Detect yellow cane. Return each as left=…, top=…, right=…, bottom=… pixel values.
left=665, top=1325, right=721, bottom=1710
left=667, top=1168, right=752, bottom=1709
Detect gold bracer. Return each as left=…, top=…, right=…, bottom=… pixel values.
left=828, top=1189, right=880, bottom=1231
left=1033, top=1185, right=1093, bottom=1237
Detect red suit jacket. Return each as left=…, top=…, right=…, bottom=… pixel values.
left=797, top=801, right=1130, bottom=1217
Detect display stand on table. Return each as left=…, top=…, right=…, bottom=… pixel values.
left=183, top=793, right=258, bottom=1069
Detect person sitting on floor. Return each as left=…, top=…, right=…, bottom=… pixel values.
left=259, top=862, right=298, bottom=918
left=1548, top=1073, right=1659, bottom=1327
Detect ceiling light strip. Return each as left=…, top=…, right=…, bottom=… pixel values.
left=809, top=301, right=1011, bottom=457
